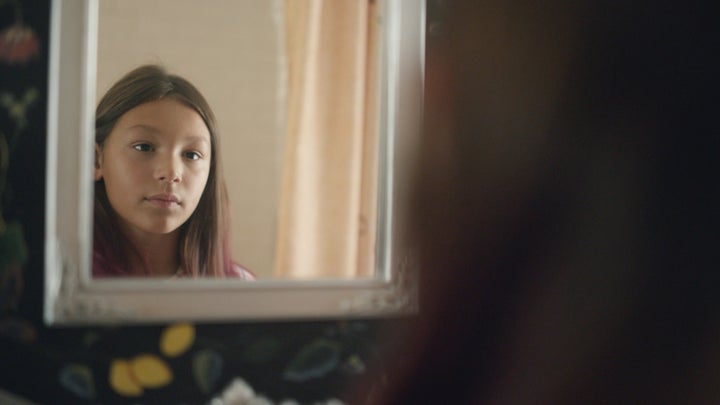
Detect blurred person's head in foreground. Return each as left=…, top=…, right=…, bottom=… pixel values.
left=356, top=1, right=719, bottom=403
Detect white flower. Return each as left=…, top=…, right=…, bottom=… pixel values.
left=208, top=376, right=346, bottom=405
left=208, top=378, right=255, bottom=405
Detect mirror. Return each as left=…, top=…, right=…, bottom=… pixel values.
left=45, top=0, right=424, bottom=324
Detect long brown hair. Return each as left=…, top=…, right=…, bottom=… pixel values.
left=94, top=64, right=232, bottom=277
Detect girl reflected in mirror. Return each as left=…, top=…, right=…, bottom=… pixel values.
left=93, top=65, right=253, bottom=279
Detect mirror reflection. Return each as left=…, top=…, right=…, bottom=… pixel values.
left=93, top=65, right=255, bottom=279
left=94, top=0, right=380, bottom=280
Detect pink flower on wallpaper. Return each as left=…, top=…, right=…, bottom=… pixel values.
left=0, top=23, right=40, bottom=65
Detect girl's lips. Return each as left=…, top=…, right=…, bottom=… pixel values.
left=145, top=194, right=180, bottom=208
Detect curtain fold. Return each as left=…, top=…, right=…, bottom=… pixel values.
left=275, top=0, right=378, bottom=279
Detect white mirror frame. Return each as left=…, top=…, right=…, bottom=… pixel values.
left=44, top=0, right=424, bottom=325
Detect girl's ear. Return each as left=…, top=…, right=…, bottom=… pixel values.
left=94, top=143, right=103, bottom=180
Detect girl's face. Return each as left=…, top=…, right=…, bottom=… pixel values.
left=95, top=98, right=212, bottom=240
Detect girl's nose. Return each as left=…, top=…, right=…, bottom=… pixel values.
left=155, top=157, right=182, bottom=183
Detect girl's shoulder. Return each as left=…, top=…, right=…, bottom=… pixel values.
left=228, top=263, right=255, bottom=280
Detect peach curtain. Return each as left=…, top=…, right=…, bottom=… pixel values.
left=274, top=0, right=379, bottom=279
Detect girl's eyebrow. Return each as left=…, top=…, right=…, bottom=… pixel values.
left=126, top=124, right=210, bottom=144
left=183, top=135, right=211, bottom=145
left=126, top=123, right=161, bottom=134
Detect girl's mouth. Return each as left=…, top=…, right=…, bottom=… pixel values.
left=145, top=194, right=180, bottom=208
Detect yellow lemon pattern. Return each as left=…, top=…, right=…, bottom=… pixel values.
left=130, top=354, right=173, bottom=388
left=109, top=354, right=174, bottom=397
left=108, top=322, right=195, bottom=397
left=160, top=322, right=196, bottom=357
left=109, top=359, right=143, bottom=397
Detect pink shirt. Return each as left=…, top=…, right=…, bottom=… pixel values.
left=93, top=251, right=255, bottom=279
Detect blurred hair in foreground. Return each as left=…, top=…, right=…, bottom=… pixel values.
left=351, top=1, right=719, bottom=403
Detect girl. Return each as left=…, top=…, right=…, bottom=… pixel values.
left=93, top=65, right=253, bottom=279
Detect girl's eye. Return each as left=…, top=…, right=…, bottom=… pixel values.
left=133, top=143, right=153, bottom=152
left=184, top=151, right=202, bottom=161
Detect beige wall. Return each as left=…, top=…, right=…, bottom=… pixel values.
left=96, top=0, right=284, bottom=278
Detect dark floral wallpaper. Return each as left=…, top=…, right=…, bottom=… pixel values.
left=0, top=0, right=45, bottom=341
left=0, top=1, right=415, bottom=403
